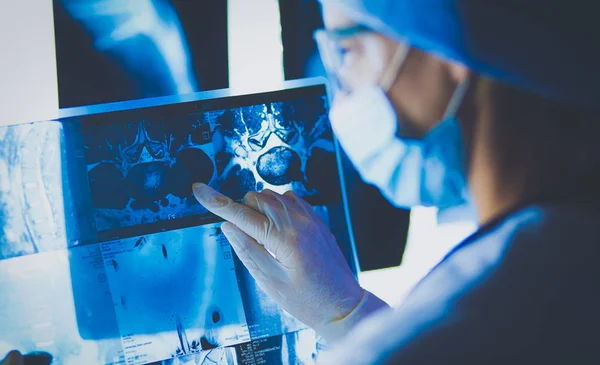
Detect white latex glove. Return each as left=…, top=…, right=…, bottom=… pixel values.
left=192, top=183, right=388, bottom=343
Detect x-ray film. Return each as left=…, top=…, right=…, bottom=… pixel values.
left=0, top=123, right=68, bottom=260
left=146, top=329, right=318, bottom=365
left=100, top=224, right=249, bottom=364
left=0, top=80, right=356, bottom=365
left=53, top=0, right=228, bottom=108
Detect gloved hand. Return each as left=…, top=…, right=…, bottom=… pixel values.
left=192, top=183, right=388, bottom=343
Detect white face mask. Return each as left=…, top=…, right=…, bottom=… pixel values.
left=328, top=75, right=471, bottom=210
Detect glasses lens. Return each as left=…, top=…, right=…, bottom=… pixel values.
left=315, top=30, right=348, bottom=92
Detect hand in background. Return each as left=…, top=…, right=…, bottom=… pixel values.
left=0, top=352, right=22, bottom=365
left=1, top=351, right=52, bottom=365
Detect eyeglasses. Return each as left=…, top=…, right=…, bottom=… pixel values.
left=314, top=25, right=373, bottom=93
left=314, top=25, right=409, bottom=94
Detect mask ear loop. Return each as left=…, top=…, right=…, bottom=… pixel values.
left=380, top=43, right=410, bottom=92
left=434, top=73, right=472, bottom=208
left=442, top=75, right=471, bottom=120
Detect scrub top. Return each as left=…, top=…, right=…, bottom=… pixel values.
left=319, top=199, right=600, bottom=364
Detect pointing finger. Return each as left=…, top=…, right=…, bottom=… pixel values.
left=193, top=183, right=269, bottom=242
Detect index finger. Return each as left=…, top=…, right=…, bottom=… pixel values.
left=192, top=183, right=269, bottom=241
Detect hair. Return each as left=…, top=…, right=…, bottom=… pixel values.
left=474, top=77, right=600, bottom=203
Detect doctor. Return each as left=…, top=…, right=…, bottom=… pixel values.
left=3, top=0, right=600, bottom=364
left=191, top=0, right=600, bottom=364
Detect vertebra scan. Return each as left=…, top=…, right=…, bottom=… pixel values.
left=214, top=96, right=339, bottom=202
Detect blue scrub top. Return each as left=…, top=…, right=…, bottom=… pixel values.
left=320, top=199, right=600, bottom=364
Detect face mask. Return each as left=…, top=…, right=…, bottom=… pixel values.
left=329, top=78, right=471, bottom=210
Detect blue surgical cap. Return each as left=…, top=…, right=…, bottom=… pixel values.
left=319, top=0, right=600, bottom=111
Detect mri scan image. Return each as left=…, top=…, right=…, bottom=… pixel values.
left=214, top=95, right=341, bottom=204
left=80, top=116, right=217, bottom=233
left=75, top=94, right=341, bottom=237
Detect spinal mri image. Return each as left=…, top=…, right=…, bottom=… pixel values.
left=212, top=95, right=340, bottom=204
left=80, top=115, right=218, bottom=233
left=78, top=94, right=340, bottom=235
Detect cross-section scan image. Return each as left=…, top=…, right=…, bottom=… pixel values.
left=76, top=93, right=341, bottom=237
left=80, top=115, right=218, bottom=233
left=213, top=96, right=341, bottom=204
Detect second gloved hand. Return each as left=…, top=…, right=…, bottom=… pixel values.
left=192, top=183, right=377, bottom=343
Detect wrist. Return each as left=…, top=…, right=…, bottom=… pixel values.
left=316, top=289, right=390, bottom=344
left=330, top=285, right=367, bottom=322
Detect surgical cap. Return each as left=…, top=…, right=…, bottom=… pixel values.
left=319, top=0, right=600, bottom=111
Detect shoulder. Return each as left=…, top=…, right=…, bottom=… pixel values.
left=428, top=201, right=600, bottom=287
